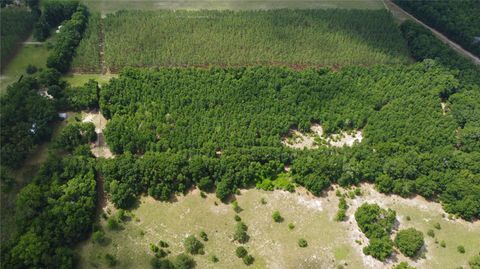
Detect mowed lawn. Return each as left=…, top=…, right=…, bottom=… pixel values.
left=76, top=185, right=480, bottom=269
left=81, top=0, right=384, bottom=13
left=75, top=9, right=411, bottom=71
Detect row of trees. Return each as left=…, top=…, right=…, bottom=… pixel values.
left=93, top=9, right=410, bottom=71
left=400, top=21, right=480, bottom=86
left=394, top=0, right=480, bottom=57
left=46, top=5, right=89, bottom=73
left=0, top=6, right=35, bottom=67
left=33, top=0, right=78, bottom=41
left=98, top=63, right=479, bottom=220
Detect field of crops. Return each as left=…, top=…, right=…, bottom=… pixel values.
left=81, top=0, right=384, bottom=13
left=73, top=9, right=411, bottom=71
left=71, top=12, right=101, bottom=73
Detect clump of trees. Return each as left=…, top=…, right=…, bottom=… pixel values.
left=394, top=228, right=424, bottom=257
left=355, top=203, right=396, bottom=261
left=64, top=79, right=99, bottom=110
left=54, top=122, right=96, bottom=151
left=1, top=148, right=97, bottom=268
left=336, top=196, right=348, bottom=221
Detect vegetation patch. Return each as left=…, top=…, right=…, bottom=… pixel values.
left=94, top=9, right=410, bottom=70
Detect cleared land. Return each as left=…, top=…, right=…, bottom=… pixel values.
left=77, top=185, right=480, bottom=269
left=81, top=0, right=384, bottom=13
left=72, top=9, right=411, bottom=71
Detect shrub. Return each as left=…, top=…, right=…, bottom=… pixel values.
left=105, top=253, right=118, bottom=267
left=234, top=215, right=241, bottom=222
left=235, top=246, right=248, bottom=258
left=183, top=235, right=204, bottom=255
left=199, top=231, right=208, bottom=242
left=434, top=223, right=441, bottom=230
left=232, top=201, right=242, bottom=213
left=172, top=253, right=196, bottom=269
left=440, top=240, right=446, bottom=248
left=288, top=223, right=295, bottom=230
left=243, top=254, right=254, bottom=265
left=26, top=65, right=38, bottom=74
left=298, top=238, right=308, bottom=248
left=92, top=230, right=107, bottom=245
left=393, top=262, right=416, bottom=269
left=233, top=221, right=249, bottom=244
left=363, top=237, right=393, bottom=261
left=394, top=228, right=424, bottom=257
left=427, top=229, right=435, bottom=238
left=107, top=218, right=120, bottom=230
left=457, top=245, right=465, bottom=254
left=272, top=211, right=283, bottom=223
left=159, top=240, right=169, bottom=248
left=469, top=254, right=480, bottom=269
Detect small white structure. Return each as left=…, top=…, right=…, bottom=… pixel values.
left=58, top=113, right=68, bottom=120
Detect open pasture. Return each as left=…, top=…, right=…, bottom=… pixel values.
left=77, top=185, right=480, bottom=269
left=72, top=9, right=411, bottom=71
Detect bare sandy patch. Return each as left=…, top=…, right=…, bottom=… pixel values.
left=82, top=110, right=114, bottom=158
left=283, top=123, right=362, bottom=149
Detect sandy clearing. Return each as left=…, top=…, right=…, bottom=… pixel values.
left=82, top=110, right=114, bottom=158
left=283, top=124, right=363, bottom=149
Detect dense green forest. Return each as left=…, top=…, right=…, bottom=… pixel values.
left=33, top=0, right=79, bottom=41
left=90, top=9, right=411, bottom=70
left=0, top=7, right=35, bottom=68
left=394, top=0, right=480, bottom=57
left=99, top=63, right=480, bottom=220
left=400, top=20, right=480, bottom=86
left=71, top=12, right=101, bottom=72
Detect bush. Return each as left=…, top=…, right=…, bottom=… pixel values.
left=92, top=230, right=107, bottom=245
left=234, top=215, right=241, bottom=222
left=235, top=246, right=248, bottom=258
left=434, top=223, right=441, bottom=230
left=469, top=254, right=480, bottom=269
left=298, top=238, right=308, bottom=248
left=26, top=65, right=38, bottom=74
left=233, top=221, right=249, bottom=244
left=393, top=262, right=416, bottom=269
left=440, top=240, right=446, bottom=248
left=243, top=254, right=254, bottom=266
left=288, top=223, right=295, bottom=230
left=232, top=201, right=242, bottom=213
left=427, top=229, right=435, bottom=238
left=105, top=253, right=118, bottom=267
left=199, top=231, right=208, bottom=242
left=363, top=237, right=393, bottom=261
left=159, top=240, right=169, bottom=248
left=394, top=228, right=424, bottom=257
left=183, top=235, right=204, bottom=255
left=457, top=245, right=465, bottom=254
left=107, top=218, right=120, bottom=230
left=172, top=253, right=196, bottom=269
left=272, top=211, right=283, bottom=223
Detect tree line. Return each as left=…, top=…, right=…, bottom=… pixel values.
left=394, top=0, right=480, bottom=57
left=99, top=63, right=479, bottom=220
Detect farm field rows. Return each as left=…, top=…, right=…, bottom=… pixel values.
left=77, top=185, right=480, bottom=269
left=72, top=9, right=412, bottom=71
left=81, top=0, right=384, bottom=13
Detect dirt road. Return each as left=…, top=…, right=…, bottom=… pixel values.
left=383, top=0, right=480, bottom=66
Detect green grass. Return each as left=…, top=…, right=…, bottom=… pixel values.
left=0, top=44, right=49, bottom=93
left=62, top=73, right=116, bottom=87
left=90, top=9, right=410, bottom=70
left=82, top=0, right=384, bottom=13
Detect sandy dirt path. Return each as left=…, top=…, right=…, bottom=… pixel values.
left=383, top=0, right=480, bottom=66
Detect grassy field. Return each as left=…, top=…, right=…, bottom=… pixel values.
left=0, top=43, right=50, bottom=93
left=87, top=9, right=411, bottom=71
left=77, top=185, right=479, bottom=269
left=82, top=0, right=384, bottom=13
